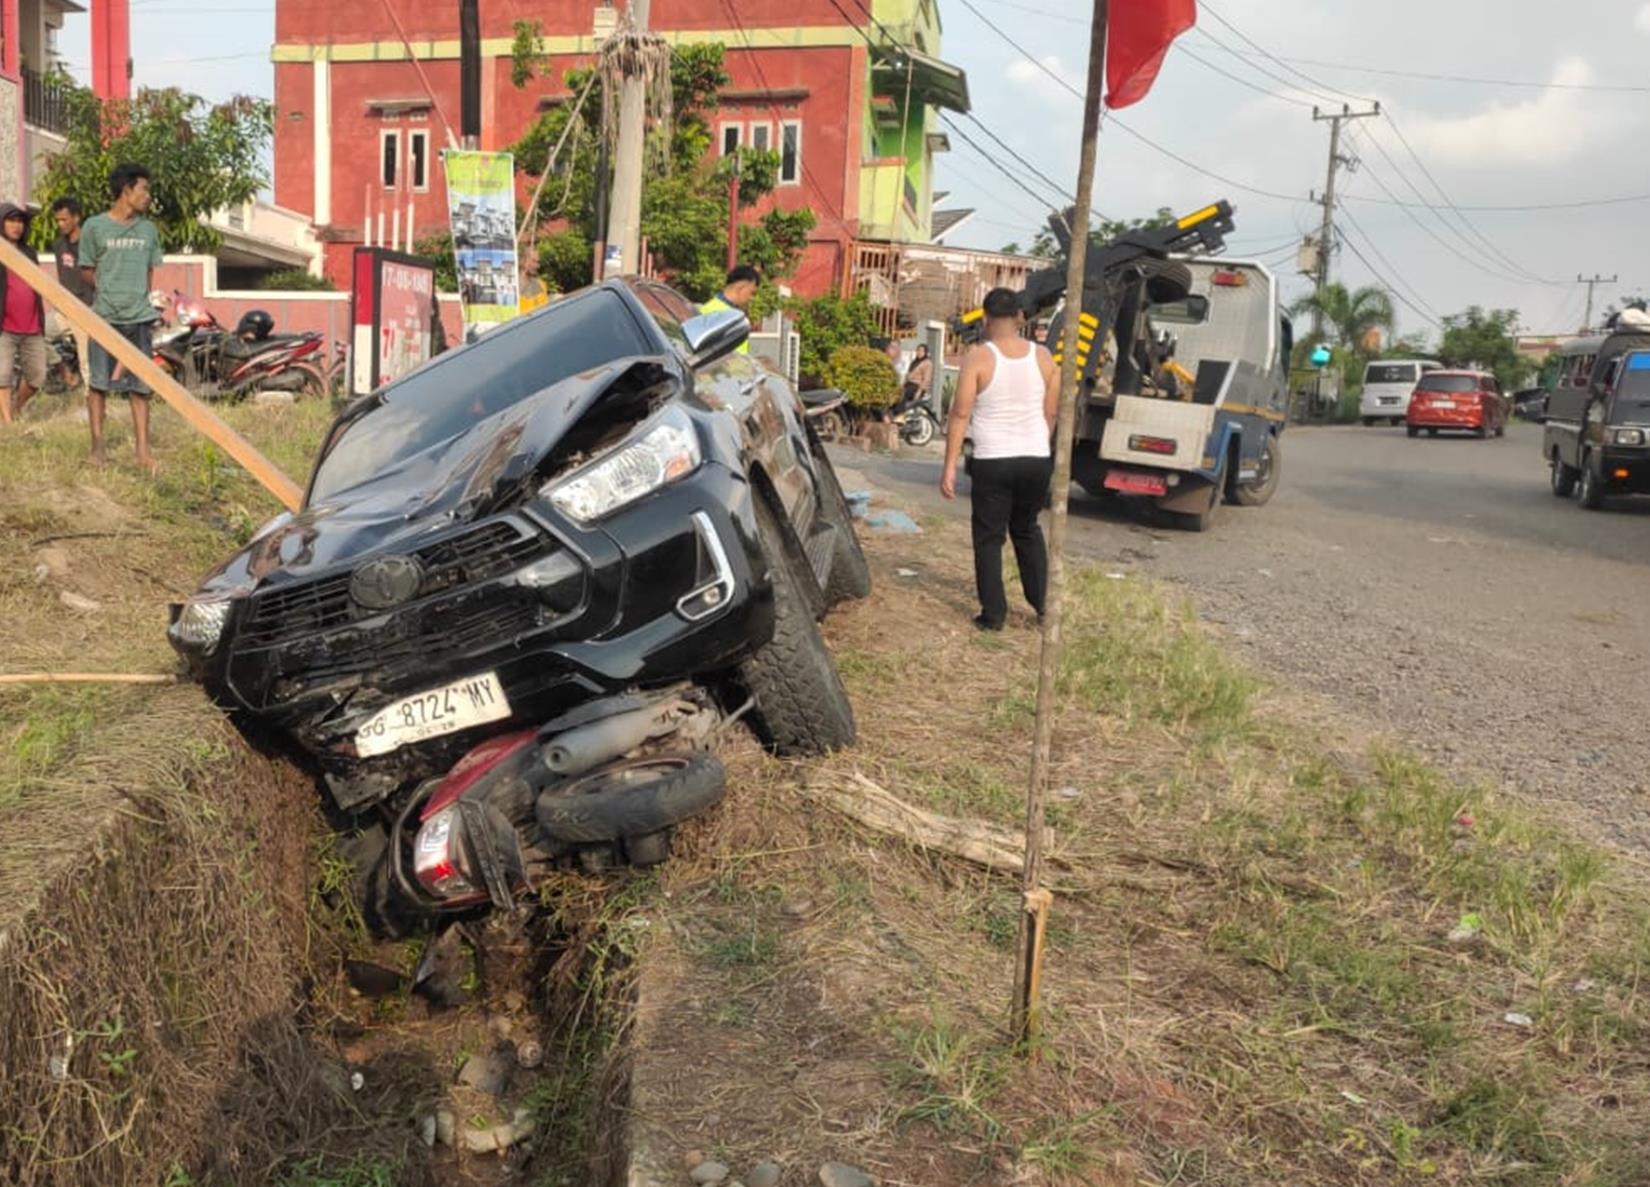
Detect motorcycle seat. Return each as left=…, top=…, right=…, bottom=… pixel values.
left=799, top=388, right=845, bottom=407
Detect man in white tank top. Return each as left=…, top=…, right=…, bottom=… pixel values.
left=940, top=287, right=1059, bottom=630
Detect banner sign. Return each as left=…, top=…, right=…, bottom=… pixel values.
left=350, top=248, right=437, bottom=397
left=443, top=150, right=520, bottom=334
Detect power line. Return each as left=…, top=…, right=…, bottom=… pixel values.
left=1198, top=0, right=1374, bottom=106
left=941, top=116, right=1077, bottom=216
left=1336, top=218, right=1442, bottom=331
left=1337, top=201, right=1443, bottom=324
left=1173, top=41, right=1314, bottom=108
left=1375, top=111, right=1559, bottom=283
left=1195, top=42, right=1650, bottom=94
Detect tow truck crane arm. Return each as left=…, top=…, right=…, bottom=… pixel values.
left=951, top=200, right=1235, bottom=338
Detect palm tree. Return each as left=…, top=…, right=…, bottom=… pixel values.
left=1289, top=283, right=1396, bottom=352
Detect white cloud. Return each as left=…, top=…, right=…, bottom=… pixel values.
left=1397, top=58, right=1639, bottom=166
left=1636, top=3, right=1650, bottom=34
left=1005, top=55, right=1082, bottom=105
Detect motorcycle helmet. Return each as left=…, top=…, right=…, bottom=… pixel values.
left=236, top=309, right=275, bottom=341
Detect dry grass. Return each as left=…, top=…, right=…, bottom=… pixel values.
left=614, top=518, right=1650, bottom=1187
left=0, top=396, right=437, bottom=1186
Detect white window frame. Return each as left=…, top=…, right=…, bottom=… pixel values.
left=748, top=120, right=773, bottom=154
left=379, top=128, right=400, bottom=190
left=719, top=121, right=743, bottom=158
left=408, top=128, right=430, bottom=193
left=779, top=119, right=803, bottom=186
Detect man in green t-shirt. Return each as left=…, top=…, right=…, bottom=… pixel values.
left=79, top=163, right=165, bottom=471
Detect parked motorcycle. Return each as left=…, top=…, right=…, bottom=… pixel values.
left=41, top=331, right=81, bottom=395
left=799, top=387, right=849, bottom=442
left=152, top=296, right=325, bottom=400
left=891, top=393, right=941, bottom=448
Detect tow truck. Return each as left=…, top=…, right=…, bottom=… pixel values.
left=955, top=201, right=1292, bottom=530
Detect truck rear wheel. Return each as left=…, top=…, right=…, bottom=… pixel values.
left=1231, top=434, right=1281, bottom=507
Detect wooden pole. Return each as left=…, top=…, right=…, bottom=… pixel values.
left=605, top=0, right=651, bottom=277
left=1010, top=0, right=1107, bottom=1050
left=0, top=239, right=304, bottom=511
left=725, top=146, right=741, bottom=272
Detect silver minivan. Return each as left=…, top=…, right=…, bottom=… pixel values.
left=1362, top=358, right=1442, bottom=425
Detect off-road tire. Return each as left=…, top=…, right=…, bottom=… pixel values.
left=1142, top=259, right=1194, bottom=304
left=810, top=437, right=872, bottom=604
left=1550, top=451, right=1578, bottom=497
left=1231, top=433, right=1281, bottom=507
left=741, top=496, right=857, bottom=755
left=535, top=752, right=726, bottom=844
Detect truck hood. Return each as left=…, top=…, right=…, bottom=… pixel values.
left=192, top=356, right=671, bottom=596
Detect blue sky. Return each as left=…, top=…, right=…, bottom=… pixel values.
left=55, top=0, right=1650, bottom=342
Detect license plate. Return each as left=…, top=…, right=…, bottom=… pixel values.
left=1104, top=469, right=1169, bottom=496
left=355, top=672, right=511, bottom=758
left=1431, top=399, right=1456, bottom=409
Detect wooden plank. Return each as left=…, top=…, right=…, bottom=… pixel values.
left=0, top=238, right=305, bottom=511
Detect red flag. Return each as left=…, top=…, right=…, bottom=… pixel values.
left=1106, top=0, right=1197, bottom=109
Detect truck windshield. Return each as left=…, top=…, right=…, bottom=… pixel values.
left=1615, top=354, right=1650, bottom=410
left=309, top=289, right=651, bottom=503
left=1417, top=375, right=1477, bottom=393
left=1365, top=363, right=1418, bottom=384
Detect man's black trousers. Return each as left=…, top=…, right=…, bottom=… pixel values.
left=969, top=455, right=1052, bottom=627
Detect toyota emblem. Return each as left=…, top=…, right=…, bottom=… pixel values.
left=350, top=555, right=424, bottom=610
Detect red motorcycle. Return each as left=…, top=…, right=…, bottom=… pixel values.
left=153, top=298, right=325, bottom=401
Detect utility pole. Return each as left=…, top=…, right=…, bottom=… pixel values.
left=605, top=0, right=651, bottom=278
left=1011, top=0, right=1105, bottom=1053
left=1310, top=103, right=1379, bottom=338
left=1578, top=273, right=1618, bottom=334
left=459, top=0, right=481, bottom=149
left=726, top=146, right=742, bottom=272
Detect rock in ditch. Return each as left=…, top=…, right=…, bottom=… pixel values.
left=818, top=1163, right=872, bottom=1187
left=459, top=1107, right=535, bottom=1154
left=748, top=1162, right=782, bottom=1187
left=690, top=1160, right=731, bottom=1184
left=434, top=1108, right=457, bottom=1148
left=456, top=1047, right=513, bottom=1097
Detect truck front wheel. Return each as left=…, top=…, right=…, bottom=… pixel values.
left=1550, top=450, right=1578, bottom=498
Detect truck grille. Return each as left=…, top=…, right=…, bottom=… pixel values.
left=239, top=519, right=547, bottom=649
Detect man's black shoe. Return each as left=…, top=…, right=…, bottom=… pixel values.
left=973, top=614, right=1004, bottom=632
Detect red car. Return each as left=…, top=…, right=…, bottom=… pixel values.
left=1406, top=370, right=1509, bottom=438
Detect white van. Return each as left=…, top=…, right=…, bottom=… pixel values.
left=1362, top=358, right=1442, bottom=425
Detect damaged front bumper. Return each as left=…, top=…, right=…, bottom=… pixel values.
left=181, top=462, right=773, bottom=810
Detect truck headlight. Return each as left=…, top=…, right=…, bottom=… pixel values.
left=1613, top=428, right=1645, bottom=446
left=169, top=595, right=234, bottom=654
left=544, top=405, right=702, bottom=523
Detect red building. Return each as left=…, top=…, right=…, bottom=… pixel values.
left=271, top=0, right=969, bottom=296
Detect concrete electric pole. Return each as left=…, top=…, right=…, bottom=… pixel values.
left=605, top=0, right=652, bottom=278
left=1578, top=273, right=1618, bottom=334
left=1310, top=103, right=1380, bottom=338
left=459, top=0, right=481, bottom=149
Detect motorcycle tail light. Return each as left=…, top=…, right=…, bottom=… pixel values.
left=1128, top=434, right=1177, bottom=456
left=413, top=807, right=476, bottom=898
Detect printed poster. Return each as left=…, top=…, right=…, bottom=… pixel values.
left=349, top=248, right=437, bottom=396
left=443, top=150, right=520, bottom=333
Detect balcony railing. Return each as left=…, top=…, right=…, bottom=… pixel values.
left=23, top=67, right=72, bottom=137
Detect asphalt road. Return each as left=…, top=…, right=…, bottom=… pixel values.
left=834, top=423, right=1650, bottom=855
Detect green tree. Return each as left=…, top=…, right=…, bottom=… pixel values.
left=826, top=344, right=899, bottom=412
left=1288, top=282, right=1396, bottom=352
left=1437, top=306, right=1532, bottom=390
left=413, top=231, right=459, bottom=293
left=510, top=43, right=814, bottom=300
left=785, top=290, right=881, bottom=385
left=34, top=86, right=272, bottom=253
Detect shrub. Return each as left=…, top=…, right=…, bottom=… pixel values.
left=827, top=345, right=899, bottom=412
left=787, top=290, right=881, bottom=385
left=257, top=268, right=334, bottom=292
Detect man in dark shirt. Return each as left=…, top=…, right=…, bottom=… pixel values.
left=51, top=197, right=93, bottom=389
